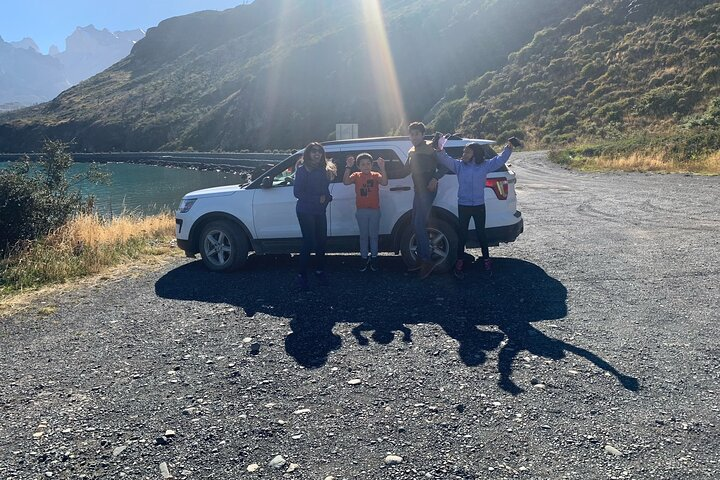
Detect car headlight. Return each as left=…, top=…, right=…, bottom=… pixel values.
left=178, top=198, right=197, bottom=213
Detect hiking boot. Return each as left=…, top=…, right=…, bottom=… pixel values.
left=359, top=257, right=370, bottom=272
left=418, top=260, right=435, bottom=279
left=295, top=273, right=309, bottom=291
left=369, top=257, right=379, bottom=272
left=315, top=270, right=330, bottom=286
left=453, top=259, right=465, bottom=280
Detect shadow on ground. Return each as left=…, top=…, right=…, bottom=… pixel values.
left=155, top=255, right=638, bottom=395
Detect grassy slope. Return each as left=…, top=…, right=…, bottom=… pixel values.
left=0, top=0, right=585, bottom=153
left=429, top=0, right=720, bottom=171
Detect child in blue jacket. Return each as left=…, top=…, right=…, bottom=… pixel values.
left=435, top=140, right=514, bottom=279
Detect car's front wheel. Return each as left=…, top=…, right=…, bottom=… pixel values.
left=400, top=218, right=458, bottom=274
left=199, top=221, right=249, bottom=272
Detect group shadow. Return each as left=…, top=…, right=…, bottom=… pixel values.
left=155, top=254, right=639, bottom=395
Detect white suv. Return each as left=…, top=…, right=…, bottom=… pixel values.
left=175, top=136, right=523, bottom=273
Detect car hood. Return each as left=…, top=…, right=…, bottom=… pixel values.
left=183, top=184, right=243, bottom=199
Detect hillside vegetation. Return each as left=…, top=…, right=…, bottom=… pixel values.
left=429, top=0, right=720, bottom=170
left=0, top=0, right=585, bottom=152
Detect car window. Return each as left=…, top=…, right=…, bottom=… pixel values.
left=339, top=148, right=406, bottom=180
left=248, top=153, right=301, bottom=189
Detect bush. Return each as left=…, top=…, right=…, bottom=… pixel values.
left=0, top=140, right=103, bottom=255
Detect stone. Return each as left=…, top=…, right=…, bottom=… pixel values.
left=159, top=462, right=173, bottom=479
left=164, top=430, right=176, bottom=437
left=286, top=463, right=300, bottom=472
left=112, top=446, right=127, bottom=457
left=269, top=455, right=286, bottom=469
left=347, top=379, right=362, bottom=385
left=384, top=455, right=403, bottom=465
left=604, top=444, right=622, bottom=456
left=293, top=408, right=311, bottom=415
left=247, top=464, right=260, bottom=472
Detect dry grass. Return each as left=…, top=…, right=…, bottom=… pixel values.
left=568, top=149, right=720, bottom=174
left=0, top=212, right=179, bottom=296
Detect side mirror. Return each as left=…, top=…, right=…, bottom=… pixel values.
left=261, top=176, right=273, bottom=189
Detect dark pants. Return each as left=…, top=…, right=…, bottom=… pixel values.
left=458, top=204, right=489, bottom=260
left=297, top=211, right=327, bottom=274
left=412, top=189, right=437, bottom=261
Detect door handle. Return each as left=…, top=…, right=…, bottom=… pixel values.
left=389, top=186, right=411, bottom=191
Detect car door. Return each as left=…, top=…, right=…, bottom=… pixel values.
left=329, top=146, right=411, bottom=237
left=251, top=153, right=303, bottom=239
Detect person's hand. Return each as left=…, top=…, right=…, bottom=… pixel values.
left=346, top=156, right=355, bottom=168
left=319, top=195, right=326, bottom=204
left=506, top=142, right=514, bottom=151
left=427, top=178, right=438, bottom=192
left=376, top=157, right=385, bottom=170
left=437, top=134, right=448, bottom=151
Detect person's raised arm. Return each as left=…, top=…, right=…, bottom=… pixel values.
left=434, top=149, right=459, bottom=174
left=343, top=156, right=355, bottom=185
left=376, top=157, right=389, bottom=186
left=481, top=143, right=513, bottom=173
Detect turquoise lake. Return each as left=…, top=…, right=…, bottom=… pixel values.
left=0, top=161, right=248, bottom=215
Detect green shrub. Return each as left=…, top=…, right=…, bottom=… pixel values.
left=0, top=140, right=103, bottom=255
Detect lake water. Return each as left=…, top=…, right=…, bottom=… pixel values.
left=0, top=161, right=248, bottom=215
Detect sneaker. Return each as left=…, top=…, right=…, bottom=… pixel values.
left=359, top=257, right=370, bottom=272
left=419, top=260, right=435, bottom=279
left=453, top=259, right=465, bottom=279
left=369, top=257, right=379, bottom=272
left=295, top=273, right=309, bottom=291
left=315, top=270, right=330, bottom=286
left=483, top=259, right=493, bottom=272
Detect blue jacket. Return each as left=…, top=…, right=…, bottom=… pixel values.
left=294, top=164, right=332, bottom=215
left=435, top=147, right=511, bottom=206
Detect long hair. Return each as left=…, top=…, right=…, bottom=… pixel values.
left=467, top=143, right=485, bottom=163
left=302, top=142, right=337, bottom=180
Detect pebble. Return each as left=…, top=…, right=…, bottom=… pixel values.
left=249, top=343, right=261, bottom=354
left=155, top=436, right=170, bottom=445
left=325, top=477, right=336, bottom=480
left=293, top=408, right=311, bottom=415
left=269, top=455, right=286, bottom=469
left=112, top=446, right=127, bottom=457
left=347, top=379, right=362, bottom=385
left=519, top=466, right=529, bottom=472
left=286, top=463, right=299, bottom=472
left=384, top=454, right=403, bottom=465
left=604, top=444, right=623, bottom=456
left=534, top=383, right=546, bottom=389
left=159, top=462, right=173, bottom=479
left=247, top=464, right=260, bottom=472
left=164, top=430, right=176, bottom=437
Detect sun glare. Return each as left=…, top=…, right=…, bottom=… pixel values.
left=360, top=0, right=407, bottom=132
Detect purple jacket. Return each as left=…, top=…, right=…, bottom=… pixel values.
left=294, top=165, right=332, bottom=215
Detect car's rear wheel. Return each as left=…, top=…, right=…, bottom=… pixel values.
left=199, top=221, right=249, bottom=272
left=400, top=218, right=458, bottom=274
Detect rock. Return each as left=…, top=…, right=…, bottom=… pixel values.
left=384, top=455, right=403, bottom=465
left=604, top=444, right=623, bottom=456
left=164, top=430, right=176, bottom=437
left=247, top=464, right=260, bottom=472
left=324, top=477, right=336, bottom=480
left=293, top=408, right=311, bottom=415
left=519, top=466, right=529, bottom=472
left=249, top=343, right=261, bottom=354
left=533, top=383, right=546, bottom=389
left=347, top=379, right=362, bottom=385
left=286, top=463, right=299, bottom=472
left=155, top=436, right=170, bottom=445
left=269, top=455, right=286, bottom=469
left=112, top=446, right=127, bottom=457
left=159, top=462, right=173, bottom=479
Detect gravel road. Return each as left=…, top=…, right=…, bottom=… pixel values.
left=1, top=152, right=718, bottom=479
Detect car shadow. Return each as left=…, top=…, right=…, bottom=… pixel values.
left=154, top=255, right=639, bottom=395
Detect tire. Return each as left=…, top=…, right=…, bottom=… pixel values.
left=198, top=221, right=249, bottom=272
left=399, top=218, right=458, bottom=274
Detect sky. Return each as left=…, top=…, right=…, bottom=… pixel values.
left=1, top=0, right=251, bottom=54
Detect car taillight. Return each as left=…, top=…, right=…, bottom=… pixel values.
left=485, top=178, right=509, bottom=200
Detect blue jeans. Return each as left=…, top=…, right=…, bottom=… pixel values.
left=296, top=211, right=327, bottom=274
left=355, top=208, right=381, bottom=258
left=412, top=189, right=437, bottom=261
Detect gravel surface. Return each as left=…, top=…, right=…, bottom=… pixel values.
left=1, top=152, right=718, bottom=479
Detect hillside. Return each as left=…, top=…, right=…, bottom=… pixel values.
left=429, top=0, right=720, bottom=157
left=0, top=0, right=586, bottom=153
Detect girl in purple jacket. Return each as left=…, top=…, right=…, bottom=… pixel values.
left=293, top=142, right=337, bottom=290
left=435, top=141, right=514, bottom=279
